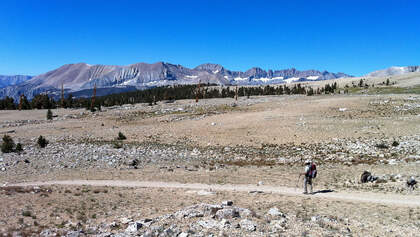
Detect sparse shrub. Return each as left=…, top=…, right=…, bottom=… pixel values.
left=375, top=143, right=389, bottom=149
left=15, top=143, right=23, bottom=152
left=392, top=141, right=399, bottom=147
left=22, top=210, right=32, bottom=217
left=1, top=135, right=15, bottom=153
left=113, top=141, right=123, bottom=149
left=37, top=135, right=49, bottom=148
left=117, top=132, right=127, bottom=140
left=47, top=109, right=53, bottom=120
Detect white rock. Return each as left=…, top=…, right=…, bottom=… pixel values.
left=125, top=222, right=142, bottom=232
left=120, top=217, right=132, bottom=224
left=267, top=207, right=285, bottom=217
left=197, top=219, right=218, bottom=229
left=240, top=219, right=256, bottom=231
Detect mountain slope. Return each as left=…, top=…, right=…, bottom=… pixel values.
left=0, top=62, right=352, bottom=100
left=366, top=66, right=420, bottom=77
left=0, top=75, right=33, bottom=88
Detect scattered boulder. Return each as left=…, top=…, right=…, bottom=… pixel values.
left=240, top=219, right=257, bottom=231
left=361, top=171, right=378, bottom=183
left=267, top=207, right=286, bottom=218
left=215, top=208, right=240, bottom=219
left=407, top=177, right=417, bottom=190
left=125, top=222, right=143, bottom=233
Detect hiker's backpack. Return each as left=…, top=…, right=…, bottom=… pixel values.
left=309, top=163, right=317, bottom=178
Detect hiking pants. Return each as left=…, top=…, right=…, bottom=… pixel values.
left=304, top=176, right=312, bottom=193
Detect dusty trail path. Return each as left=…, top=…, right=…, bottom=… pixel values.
left=10, top=180, right=420, bottom=207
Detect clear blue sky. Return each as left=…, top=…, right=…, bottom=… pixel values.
left=0, top=0, right=419, bottom=76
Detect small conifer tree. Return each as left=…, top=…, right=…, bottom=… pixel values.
left=1, top=135, right=15, bottom=153
left=37, top=135, right=49, bottom=148
left=117, top=132, right=127, bottom=140
left=15, top=143, right=23, bottom=152
left=47, top=109, right=53, bottom=120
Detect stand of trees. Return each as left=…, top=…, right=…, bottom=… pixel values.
left=0, top=82, right=342, bottom=110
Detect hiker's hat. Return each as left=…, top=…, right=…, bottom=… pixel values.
left=305, top=159, right=311, bottom=164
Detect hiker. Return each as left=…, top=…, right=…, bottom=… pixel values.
left=300, top=160, right=317, bottom=194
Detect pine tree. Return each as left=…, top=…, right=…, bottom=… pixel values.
left=47, top=109, right=53, bottom=120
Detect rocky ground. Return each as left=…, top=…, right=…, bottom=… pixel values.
left=0, top=92, right=419, bottom=236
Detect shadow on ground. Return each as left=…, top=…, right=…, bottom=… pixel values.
left=312, top=189, right=334, bottom=195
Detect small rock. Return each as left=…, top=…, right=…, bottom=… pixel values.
left=222, top=200, right=233, bottom=206
left=125, top=222, right=142, bottom=232
left=267, top=207, right=286, bottom=218
left=215, top=208, right=240, bottom=219
left=240, top=219, right=257, bottom=231
left=120, top=217, right=132, bottom=224
left=197, top=219, right=218, bottom=229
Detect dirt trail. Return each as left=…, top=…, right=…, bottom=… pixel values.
left=9, top=180, right=420, bottom=207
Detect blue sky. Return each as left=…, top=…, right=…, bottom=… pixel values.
left=0, top=0, right=419, bottom=76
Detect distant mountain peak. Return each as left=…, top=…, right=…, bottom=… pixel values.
left=0, top=61, right=352, bottom=101
left=366, top=65, right=420, bottom=77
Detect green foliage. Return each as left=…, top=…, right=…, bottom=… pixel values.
left=307, top=87, right=314, bottom=96
left=47, top=109, right=53, bottom=120
left=31, top=94, right=55, bottom=109
left=19, top=95, right=31, bottom=110
left=22, top=210, right=32, bottom=217
left=37, top=135, right=49, bottom=148
left=0, top=83, right=323, bottom=111
left=392, top=141, right=399, bottom=147
left=0, top=96, right=16, bottom=110
left=15, top=143, right=23, bottom=152
left=113, top=141, right=123, bottom=149
left=117, top=132, right=127, bottom=140
left=1, top=135, right=15, bottom=153
left=375, top=143, right=389, bottom=149
left=359, top=79, right=364, bottom=87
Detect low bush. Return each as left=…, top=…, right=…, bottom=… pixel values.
left=392, top=141, right=399, bottom=147
left=15, top=143, right=23, bottom=152
left=37, top=135, right=49, bottom=148
left=117, top=132, right=127, bottom=140
left=1, top=135, right=15, bottom=153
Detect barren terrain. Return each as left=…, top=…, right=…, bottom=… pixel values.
left=1, top=75, right=420, bottom=236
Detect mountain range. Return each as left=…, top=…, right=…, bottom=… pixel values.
left=0, top=75, right=33, bottom=88
left=366, top=66, right=420, bottom=77
left=0, top=62, right=353, bottom=101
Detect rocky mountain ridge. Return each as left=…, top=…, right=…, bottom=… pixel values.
left=0, top=62, right=352, bottom=100
left=366, top=66, right=420, bottom=77
left=0, top=75, right=33, bottom=88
